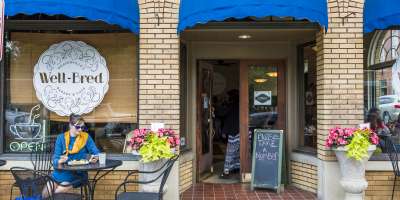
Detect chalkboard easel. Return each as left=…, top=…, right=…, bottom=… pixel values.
left=250, top=129, right=284, bottom=193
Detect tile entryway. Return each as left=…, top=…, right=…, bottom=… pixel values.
left=181, top=183, right=317, bottom=200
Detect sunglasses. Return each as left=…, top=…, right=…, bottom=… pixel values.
left=74, top=125, right=85, bottom=130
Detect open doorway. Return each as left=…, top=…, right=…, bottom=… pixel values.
left=196, top=59, right=287, bottom=183
left=197, top=60, right=241, bottom=184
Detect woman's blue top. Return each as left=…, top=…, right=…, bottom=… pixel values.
left=52, top=133, right=100, bottom=187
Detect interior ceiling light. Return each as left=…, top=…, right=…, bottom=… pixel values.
left=254, top=78, right=267, bottom=83
left=238, top=34, right=251, bottom=39
left=266, top=72, right=278, bottom=77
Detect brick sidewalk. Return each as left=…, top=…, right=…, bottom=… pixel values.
left=181, top=183, right=317, bottom=200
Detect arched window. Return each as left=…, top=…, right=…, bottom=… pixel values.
left=366, top=30, right=400, bottom=125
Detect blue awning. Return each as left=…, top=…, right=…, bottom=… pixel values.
left=364, top=0, right=400, bottom=33
left=178, top=0, right=328, bottom=32
left=5, top=0, right=140, bottom=34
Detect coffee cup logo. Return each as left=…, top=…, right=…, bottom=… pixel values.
left=9, top=104, right=42, bottom=140
left=33, top=41, right=109, bottom=116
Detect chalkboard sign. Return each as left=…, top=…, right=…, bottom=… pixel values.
left=251, top=129, right=283, bottom=192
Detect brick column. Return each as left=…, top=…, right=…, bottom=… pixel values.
left=138, top=0, right=180, bottom=131
left=138, top=1, right=181, bottom=199
left=316, top=0, right=365, bottom=199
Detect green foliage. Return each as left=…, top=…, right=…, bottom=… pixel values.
left=139, top=133, right=174, bottom=163
left=346, top=130, right=371, bottom=160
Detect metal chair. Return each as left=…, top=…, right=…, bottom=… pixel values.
left=115, top=156, right=179, bottom=200
left=385, top=137, right=400, bottom=200
left=10, top=140, right=89, bottom=200
left=10, top=167, right=81, bottom=200
left=10, top=141, right=54, bottom=200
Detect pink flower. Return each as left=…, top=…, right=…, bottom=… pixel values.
left=337, top=138, right=347, bottom=145
left=370, top=133, right=379, bottom=145
left=168, top=137, right=174, bottom=144
left=133, top=129, right=140, bottom=137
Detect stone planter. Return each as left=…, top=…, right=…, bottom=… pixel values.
left=138, top=159, right=168, bottom=193
left=333, top=145, right=376, bottom=200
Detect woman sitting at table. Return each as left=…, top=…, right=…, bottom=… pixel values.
left=49, top=114, right=100, bottom=194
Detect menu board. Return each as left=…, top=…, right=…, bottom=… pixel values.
left=251, top=129, right=283, bottom=192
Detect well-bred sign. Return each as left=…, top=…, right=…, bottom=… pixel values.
left=33, top=41, right=109, bottom=116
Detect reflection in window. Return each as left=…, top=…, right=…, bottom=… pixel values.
left=366, top=30, right=400, bottom=126
left=248, top=65, right=278, bottom=132
left=3, top=30, right=138, bottom=153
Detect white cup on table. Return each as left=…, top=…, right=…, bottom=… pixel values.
left=99, top=153, right=106, bottom=165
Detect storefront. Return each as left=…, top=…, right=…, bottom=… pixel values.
left=1, top=0, right=400, bottom=199
left=177, top=0, right=400, bottom=199
left=177, top=0, right=319, bottom=194
left=0, top=1, right=178, bottom=200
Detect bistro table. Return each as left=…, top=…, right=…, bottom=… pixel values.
left=0, top=159, right=6, bottom=166
left=54, top=159, right=122, bottom=200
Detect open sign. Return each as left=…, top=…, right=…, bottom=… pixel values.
left=9, top=141, right=44, bottom=152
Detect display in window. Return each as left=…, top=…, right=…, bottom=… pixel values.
left=33, top=40, right=110, bottom=116
left=6, top=104, right=45, bottom=152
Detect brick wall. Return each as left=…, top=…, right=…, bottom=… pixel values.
left=365, top=171, right=400, bottom=200
left=0, top=170, right=138, bottom=200
left=179, top=159, right=193, bottom=193
left=290, top=161, right=318, bottom=193
left=316, top=0, right=365, bottom=161
left=138, top=0, right=181, bottom=131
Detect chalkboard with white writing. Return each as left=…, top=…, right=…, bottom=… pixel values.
left=251, top=129, right=283, bottom=192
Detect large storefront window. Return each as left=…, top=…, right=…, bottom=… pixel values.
left=2, top=26, right=138, bottom=153
left=366, top=30, right=400, bottom=126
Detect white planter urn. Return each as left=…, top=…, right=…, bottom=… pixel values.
left=131, top=150, right=140, bottom=156
left=138, top=159, right=168, bottom=193
left=333, top=145, right=376, bottom=200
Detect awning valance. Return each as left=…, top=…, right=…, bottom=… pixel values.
left=364, top=0, right=400, bottom=33
left=5, top=0, right=140, bottom=34
left=178, top=0, right=328, bottom=32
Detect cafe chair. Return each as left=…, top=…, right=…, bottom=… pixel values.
left=10, top=141, right=54, bottom=200
left=114, top=156, right=179, bottom=200
left=385, top=137, right=400, bottom=200
left=10, top=167, right=81, bottom=200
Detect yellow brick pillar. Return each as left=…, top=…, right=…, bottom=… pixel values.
left=316, top=0, right=365, bottom=199
left=138, top=0, right=181, bottom=199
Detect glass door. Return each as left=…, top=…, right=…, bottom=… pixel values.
left=239, top=60, right=286, bottom=177
left=197, top=61, right=214, bottom=179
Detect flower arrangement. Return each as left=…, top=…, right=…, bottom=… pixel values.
left=325, top=127, right=379, bottom=160
left=128, top=128, right=180, bottom=162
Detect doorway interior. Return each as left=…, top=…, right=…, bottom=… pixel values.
left=197, top=59, right=286, bottom=184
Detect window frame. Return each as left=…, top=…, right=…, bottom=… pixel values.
left=0, top=18, right=140, bottom=158
left=297, top=40, right=318, bottom=153
left=179, top=42, right=190, bottom=151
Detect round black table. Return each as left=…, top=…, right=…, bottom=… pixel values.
left=0, top=160, right=6, bottom=166
left=55, top=159, right=122, bottom=200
